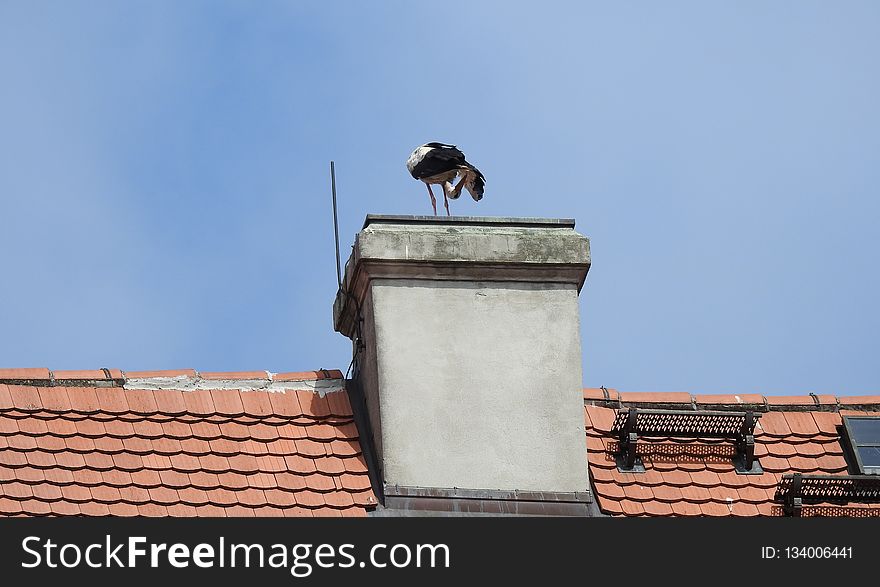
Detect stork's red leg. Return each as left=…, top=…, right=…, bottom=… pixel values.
left=443, top=191, right=450, bottom=216
left=426, top=183, right=437, bottom=216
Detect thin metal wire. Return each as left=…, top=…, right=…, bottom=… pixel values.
left=330, top=160, right=365, bottom=381
left=331, top=161, right=342, bottom=289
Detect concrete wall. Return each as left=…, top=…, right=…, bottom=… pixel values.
left=372, top=279, right=587, bottom=492
left=356, top=287, right=384, bottom=463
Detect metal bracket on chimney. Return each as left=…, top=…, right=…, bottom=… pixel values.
left=611, top=407, right=763, bottom=475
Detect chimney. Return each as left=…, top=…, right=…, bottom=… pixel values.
left=334, top=215, right=592, bottom=515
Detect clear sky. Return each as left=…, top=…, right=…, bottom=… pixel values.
left=1, top=2, right=878, bottom=395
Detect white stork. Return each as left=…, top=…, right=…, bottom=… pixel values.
left=406, top=142, right=485, bottom=215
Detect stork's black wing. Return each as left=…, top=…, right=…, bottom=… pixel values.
left=411, top=145, right=467, bottom=180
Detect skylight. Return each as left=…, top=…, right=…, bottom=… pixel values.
left=842, top=416, right=880, bottom=474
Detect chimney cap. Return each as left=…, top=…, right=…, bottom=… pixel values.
left=362, top=214, right=576, bottom=230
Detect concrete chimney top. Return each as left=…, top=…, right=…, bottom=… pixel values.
left=334, top=215, right=590, bottom=338
left=333, top=215, right=593, bottom=515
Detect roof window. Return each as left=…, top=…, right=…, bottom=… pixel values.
left=842, top=416, right=880, bottom=474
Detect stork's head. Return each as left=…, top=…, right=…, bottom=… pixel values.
left=468, top=172, right=485, bottom=202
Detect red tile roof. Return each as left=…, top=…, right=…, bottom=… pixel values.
left=584, top=390, right=880, bottom=517
left=0, top=369, right=375, bottom=516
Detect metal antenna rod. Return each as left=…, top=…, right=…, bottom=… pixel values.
left=330, top=161, right=342, bottom=289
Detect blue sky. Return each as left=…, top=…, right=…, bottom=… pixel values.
left=1, top=2, right=878, bottom=395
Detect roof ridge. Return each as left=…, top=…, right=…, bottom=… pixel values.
left=0, top=368, right=345, bottom=388
left=583, top=388, right=880, bottom=412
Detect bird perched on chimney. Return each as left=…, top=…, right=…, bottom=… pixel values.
left=406, top=142, right=485, bottom=216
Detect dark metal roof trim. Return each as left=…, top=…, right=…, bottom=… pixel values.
left=385, top=485, right=591, bottom=502
left=382, top=485, right=592, bottom=517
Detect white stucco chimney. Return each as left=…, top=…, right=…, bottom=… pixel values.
left=334, top=215, right=592, bottom=515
